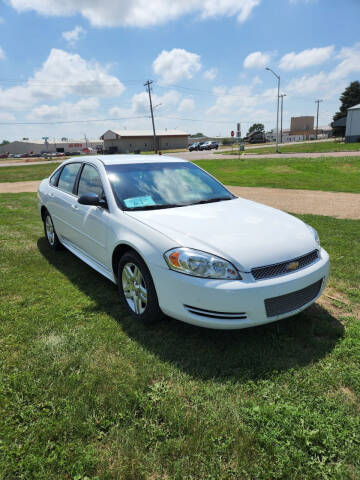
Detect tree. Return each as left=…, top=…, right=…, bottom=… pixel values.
left=332, top=81, right=360, bottom=136
left=1, top=140, right=10, bottom=145
left=190, top=132, right=205, bottom=138
left=333, top=81, right=360, bottom=121
left=247, top=123, right=264, bottom=135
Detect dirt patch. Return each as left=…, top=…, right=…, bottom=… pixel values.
left=1, top=181, right=360, bottom=220
left=227, top=186, right=360, bottom=220
left=0, top=180, right=41, bottom=193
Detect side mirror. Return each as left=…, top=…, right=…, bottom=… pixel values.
left=78, top=193, right=107, bottom=208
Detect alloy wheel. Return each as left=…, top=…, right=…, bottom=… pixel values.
left=121, top=262, right=148, bottom=314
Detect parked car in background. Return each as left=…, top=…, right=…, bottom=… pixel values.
left=199, top=141, right=219, bottom=151
left=188, top=142, right=202, bottom=152
left=0, top=153, right=8, bottom=158
left=38, top=154, right=329, bottom=330
left=243, top=131, right=267, bottom=144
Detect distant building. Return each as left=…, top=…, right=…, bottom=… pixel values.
left=290, top=116, right=316, bottom=140
left=101, top=130, right=188, bottom=153
left=0, top=139, right=103, bottom=155
left=345, top=104, right=360, bottom=143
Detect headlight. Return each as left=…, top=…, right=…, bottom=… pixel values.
left=164, top=247, right=241, bottom=280
left=307, top=224, right=320, bottom=246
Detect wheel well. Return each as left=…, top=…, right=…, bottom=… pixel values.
left=41, top=206, right=48, bottom=222
left=112, top=244, right=138, bottom=280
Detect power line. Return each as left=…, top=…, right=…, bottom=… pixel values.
left=0, top=115, right=148, bottom=126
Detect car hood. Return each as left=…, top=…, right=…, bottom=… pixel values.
left=126, top=198, right=318, bottom=271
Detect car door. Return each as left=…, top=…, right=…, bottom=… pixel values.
left=71, top=163, right=109, bottom=267
left=47, top=162, right=82, bottom=243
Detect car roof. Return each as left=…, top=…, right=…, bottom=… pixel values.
left=65, top=154, right=188, bottom=166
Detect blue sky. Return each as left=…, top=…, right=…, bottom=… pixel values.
left=0, top=0, right=360, bottom=140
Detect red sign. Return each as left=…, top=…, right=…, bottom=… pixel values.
left=231, top=130, right=234, bottom=137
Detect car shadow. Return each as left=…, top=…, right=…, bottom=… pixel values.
left=38, top=238, right=344, bottom=382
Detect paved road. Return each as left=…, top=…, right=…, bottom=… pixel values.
left=1, top=180, right=359, bottom=219
left=170, top=150, right=360, bottom=161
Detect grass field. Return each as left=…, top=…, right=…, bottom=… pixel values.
left=0, top=163, right=60, bottom=183
left=222, top=140, right=360, bottom=155
left=196, top=157, right=360, bottom=193
left=1, top=157, right=360, bottom=193
left=0, top=193, right=359, bottom=479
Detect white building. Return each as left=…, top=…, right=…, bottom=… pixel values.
left=101, top=130, right=188, bottom=153
left=0, top=138, right=103, bottom=156
left=345, top=104, right=360, bottom=143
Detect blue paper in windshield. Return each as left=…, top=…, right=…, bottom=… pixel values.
left=124, top=195, right=156, bottom=208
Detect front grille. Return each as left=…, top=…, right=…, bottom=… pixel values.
left=252, top=250, right=319, bottom=280
left=184, top=305, right=247, bottom=320
left=264, top=279, right=323, bottom=317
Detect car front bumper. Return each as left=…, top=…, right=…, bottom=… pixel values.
left=152, top=248, right=330, bottom=329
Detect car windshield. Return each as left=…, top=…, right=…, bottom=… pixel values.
left=106, top=161, right=235, bottom=211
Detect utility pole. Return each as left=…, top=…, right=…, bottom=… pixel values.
left=266, top=67, right=280, bottom=152
left=315, top=99, right=323, bottom=140
left=279, top=94, right=287, bottom=143
left=144, top=80, right=157, bottom=153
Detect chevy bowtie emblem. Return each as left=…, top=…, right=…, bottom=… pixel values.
left=286, top=261, right=299, bottom=271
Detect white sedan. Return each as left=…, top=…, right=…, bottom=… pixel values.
left=37, top=155, right=330, bottom=329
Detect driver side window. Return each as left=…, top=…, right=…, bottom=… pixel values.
left=78, top=164, right=104, bottom=198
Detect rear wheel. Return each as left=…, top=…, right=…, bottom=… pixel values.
left=43, top=212, right=61, bottom=250
left=117, top=251, right=162, bottom=324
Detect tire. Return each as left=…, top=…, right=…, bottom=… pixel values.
left=117, top=251, right=162, bottom=324
left=43, top=211, right=62, bottom=250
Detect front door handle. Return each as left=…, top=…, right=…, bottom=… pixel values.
left=71, top=204, right=79, bottom=210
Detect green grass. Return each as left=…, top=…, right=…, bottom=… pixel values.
left=0, top=163, right=60, bottom=183
left=1, top=156, right=360, bottom=193
left=0, top=193, right=360, bottom=479
left=222, top=140, right=360, bottom=155
left=195, top=157, right=360, bottom=193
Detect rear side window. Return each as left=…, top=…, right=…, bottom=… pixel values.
left=58, top=163, right=81, bottom=194
left=49, top=168, right=62, bottom=186
left=77, top=164, right=103, bottom=197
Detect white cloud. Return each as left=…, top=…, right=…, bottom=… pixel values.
left=8, top=0, right=261, bottom=27
left=153, top=48, right=201, bottom=85
left=287, top=44, right=360, bottom=97
left=204, top=68, right=218, bottom=81
left=0, top=17, right=4, bottom=24
left=62, top=25, right=86, bottom=46
left=332, top=43, right=360, bottom=79
left=0, top=48, right=125, bottom=111
left=243, top=51, right=271, bottom=69
left=28, top=98, right=100, bottom=121
left=279, top=46, right=334, bottom=70
left=0, top=47, right=5, bottom=60
left=178, top=98, right=195, bottom=112
left=0, top=112, right=16, bottom=122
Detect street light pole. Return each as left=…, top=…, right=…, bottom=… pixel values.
left=315, top=99, right=323, bottom=140
left=266, top=67, right=280, bottom=152
left=279, top=94, right=287, bottom=143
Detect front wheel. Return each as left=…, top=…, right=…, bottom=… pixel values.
left=43, top=211, right=61, bottom=250
left=117, top=251, right=162, bottom=324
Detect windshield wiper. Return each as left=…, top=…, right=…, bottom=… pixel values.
left=186, top=196, right=234, bottom=206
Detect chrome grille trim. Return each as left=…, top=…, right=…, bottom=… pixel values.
left=184, top=305, right=247, bottom=320
left=264, top=279, right=323, bottom=317
left=251, top=250, right=320, bottom=280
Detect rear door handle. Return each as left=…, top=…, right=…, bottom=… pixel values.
left=71, top=204, right=79, bottom=210
left=48, top=193, right=55, bottom=198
